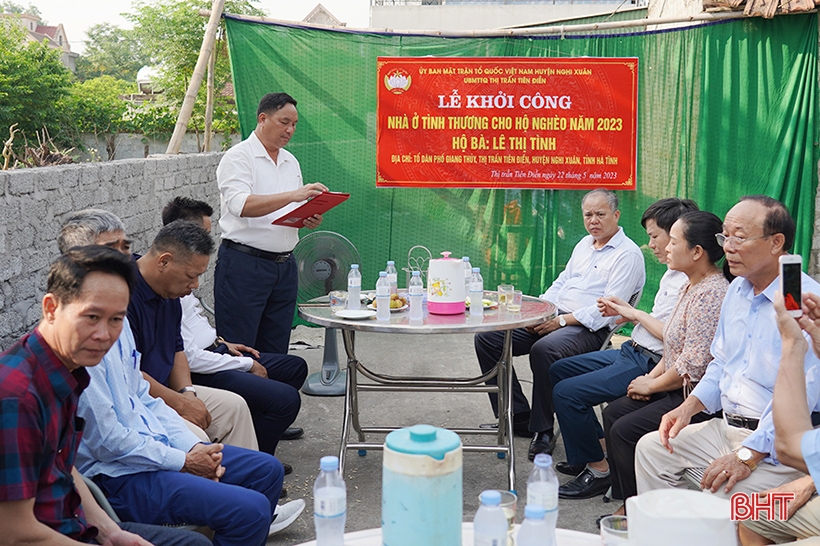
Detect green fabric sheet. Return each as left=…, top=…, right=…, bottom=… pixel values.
left=224, top=14, right=818, bottom=316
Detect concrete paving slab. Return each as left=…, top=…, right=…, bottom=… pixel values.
left=269, top=328, right=617, bottom=544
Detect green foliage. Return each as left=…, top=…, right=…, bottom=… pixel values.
left=122, top=100, right=178, bottom=139
left=56, top=76, right=134, bottom=138
left=0, top=1, right=43, bottom=21
left=126, top=0, right=264, bottom=134
left=0, top=20, right=72, bottom=141
left=75, top=23, right=149, bottom=82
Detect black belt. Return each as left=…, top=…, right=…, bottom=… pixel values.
left=725, top=414, right=759, bottom=431
left=628, top=340, right=662, bottom=362
left=222, top=239, right=292, bottom=262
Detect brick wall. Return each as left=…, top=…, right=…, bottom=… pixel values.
left=0, top=153, right=223, bottom=350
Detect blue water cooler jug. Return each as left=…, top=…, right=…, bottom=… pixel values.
left=381, top=424, right=462, bottom=546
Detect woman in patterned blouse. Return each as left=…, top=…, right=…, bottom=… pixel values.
left=602, top=210, right=733, bottom=515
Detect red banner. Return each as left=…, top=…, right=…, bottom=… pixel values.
left=376, top=57, right=638, bottom=190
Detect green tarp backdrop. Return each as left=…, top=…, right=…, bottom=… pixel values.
left=224, top=14, right=818, bottom=313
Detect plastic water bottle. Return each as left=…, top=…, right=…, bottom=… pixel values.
left=527, top=454, right=558, bottom=544
left=347, top=264, right=361, bottom=310
left=473, top=490, right=508, bottom=546
left=376, top=271, right=391, bottom=321
left=469, top=267, right=484, bottom=316
left=517, top=505, right=551, bottom=546
left=462, top=256, right=472, bottom=294
left=409, top=270, right=424, bottom=320
left=386, top=260, right=398, bottom=295
left=314, top=456, right=346, bottom=546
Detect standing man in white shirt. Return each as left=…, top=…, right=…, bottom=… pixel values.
left=216, top=92, right=328, bottom=355
left=474, top=188, right=646, bottom=460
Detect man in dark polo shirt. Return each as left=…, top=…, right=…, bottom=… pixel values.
left=0, top=246, right=210, bottom=545
left=127, top=220, right=257, bottom=450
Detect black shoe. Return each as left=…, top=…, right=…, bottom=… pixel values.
left=528, top=431, right=556, bottom=461
left=283, top=462, right=293, bottom=475
left=555, top=461, right=586, bottom=476
left=478, top=420, right=531, bottom=438
left=279, top=487, right=288, bottom=499
left=281, top=427, right=304, bottom=441
left=558, top=468, right=611, bottom=499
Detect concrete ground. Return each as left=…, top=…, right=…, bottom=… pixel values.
left=267, top=326, right=619, bottom=544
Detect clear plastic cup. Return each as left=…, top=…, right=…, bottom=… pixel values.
left=497, top=284, right=514, bottom=309
left=600, top=515, right=628, bottom=545
left=506, top=290, right=523, bottom=312
left=329, top=290, right=347, bottom=312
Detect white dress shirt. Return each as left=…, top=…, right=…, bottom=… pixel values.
left=217, top=131, right=304, bottom=252
left=692, top=273, right=820, bottom=461
left=541, top=227, right=646, bottom=332
left=181, top=294, right=254, bottom=374
left=76, top=318, right=201, bottom=479
left=630, top=268, right=689, bottom=353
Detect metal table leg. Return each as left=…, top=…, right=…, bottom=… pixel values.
left=500, top=329, right=515, bottom=491
left=339, top=329, right=358, bottom=470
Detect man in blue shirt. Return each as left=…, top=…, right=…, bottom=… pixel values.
left=635, top=196, right=820, bottom=498
left=739, top=293, right=820, bottom=544
left=474, top=188, right=646, bottom=460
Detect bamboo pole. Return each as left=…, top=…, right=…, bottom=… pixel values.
left=201, top=8, right=814, bottom=36
left=166, top=0, right=226, bottom=155
left=204, top=38, right=216, bottom=152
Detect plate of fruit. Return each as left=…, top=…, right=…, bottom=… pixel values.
left=465, top=296, right=499, bottom=310
left=368, top=293, right=409, bottom=312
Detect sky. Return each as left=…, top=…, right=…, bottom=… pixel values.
left=30, top=0, right=371, bottom=54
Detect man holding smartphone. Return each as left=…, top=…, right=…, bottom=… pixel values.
left=634, top=195, right=820, bottom=498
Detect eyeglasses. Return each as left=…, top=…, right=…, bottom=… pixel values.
left=715, top=233, right=770, bottom=248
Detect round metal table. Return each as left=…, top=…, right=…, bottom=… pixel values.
left=298, top=293, right=556, bottom=491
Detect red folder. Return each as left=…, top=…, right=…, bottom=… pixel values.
left=272, top=191, right=350, bottom=228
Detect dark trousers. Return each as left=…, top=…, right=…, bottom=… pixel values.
left=118, top=522, right=211, bottom=546
left=474, top=324, right=608, bottom=433
left=97, top=445, right=282, bottom=546
left=214, top=244, right=298, bottom=354
left=550, top=342, right=656, bottom=466
left=192, top=345, right=307, bottom=455
left=603, top=390, right=715, bottom=500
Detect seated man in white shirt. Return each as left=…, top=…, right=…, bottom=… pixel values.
left=162, top=196, right=308, bottom=457
left=474, top=188, right=646, bottom=460
left=634, top=195, right=820, bottom=499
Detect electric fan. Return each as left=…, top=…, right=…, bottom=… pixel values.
left=293, top=231, right=360, bottom=396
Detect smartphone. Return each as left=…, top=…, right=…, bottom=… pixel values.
left=779, top=254, right=803, bottom=317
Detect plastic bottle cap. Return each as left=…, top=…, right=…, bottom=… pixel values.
left=534, top=453, right=553, bottom=468
left=351, top=264, right=359, bottom=269
left=387, top=260, right=395, bottom=265
left=379, top=271, right=387, bottom=276
left=472, top=267, right=480, bottom=273
left=320, top=455, right=339, bottom=471
left=412, top=271, right=420, bottom=277
left=524, top=505, right=547, bottom=519
left=480, top=490, right=502, bottom=506
left=462, top=256, right=470, bottom=261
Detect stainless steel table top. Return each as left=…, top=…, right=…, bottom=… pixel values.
left=298, top=293, right=557, bottom=335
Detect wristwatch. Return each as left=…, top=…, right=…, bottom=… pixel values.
left=735, top=447, right=757, bottom=471
left=558, top=315, right=567, bottom=328
left=179, top=385, right=198, bottom=397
